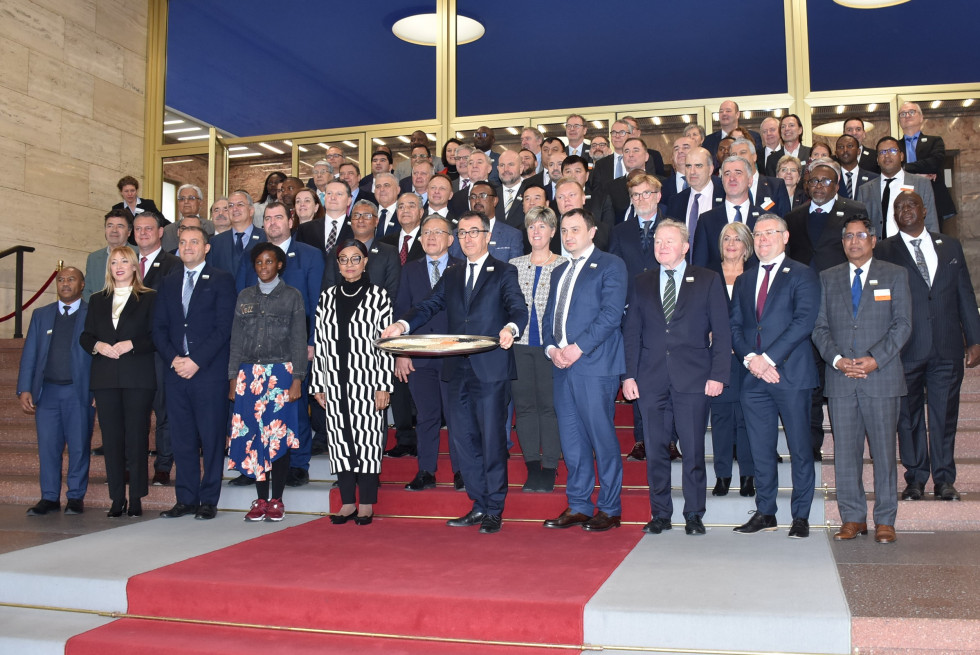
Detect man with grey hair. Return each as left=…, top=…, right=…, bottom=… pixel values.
left=564, top=113, right=590, bottom=159
left=210, top=197, right=231, bottom=233
left=161, top=184, right=215, bottom=253
left=623, top=218, right=730, bottom=535
left=206, top=190, right=265, bottom=276
left=311, top=159, right=334, bottom=206
left=373, top=172, right=401, bottom=240
left=729, top=137, right=791, bottom=217
left=759, top=117, right=782, bottom=174
left=521, top=126, right=544, bottom=173
left=898, top=101, right=956, bottom=219
left=692, top=156, right=766, bottom=272
left=400, top=159, right=434, bottom=205
left=454, top=144, right=474, bottom=193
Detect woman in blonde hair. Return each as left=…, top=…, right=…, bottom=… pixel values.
left=80, top=246, right=157, bottom=517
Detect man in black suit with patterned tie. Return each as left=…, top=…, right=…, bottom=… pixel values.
left=875, top=190, right=980, bottom=502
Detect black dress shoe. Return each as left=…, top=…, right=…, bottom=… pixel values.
left=354, top=514, right=374, bottom=526
left=91, top=446, right=104, bottom=456
left=935, top=482, right=961, bottom=501
left=479, top=514, right=502, bottom=534
left=384, top=444, right=417, bottom=458
left=739, top=476, right=756, bottom=497
left=685, top=515, right=706, bottom=535
left=626, top=441, right=646, bottom=461
left=812, top=448, right=823, bottom=462
left=229, top=473, right=255, bottom=486
left=128, top=498, right=142, bottom=517
left=195, top=504, right=218, bottom=520
left=522, top=461, right=542, bottom=492
left=583, top=511, right=621, bottom=531
left=712, top=477, right=731, bottom=496
left=453, top=471, right=465, bottom=491
left=107, top=499, right=127, bottom=518
left=64, top=498, right=84, bottom=515
left=160, top=502, right=197, bottom=518
left=447, top=509, right=485, bottom=527
left=733, top=512, right=777, bottom=534
left=642, top=517, right=672, bottom=534
left=405, top=470, right=436, bottom=491
left=788, top=517, right=809, bottom=538
left=901, top=481, right=925, bottom=500
left=330, top=510, right=356, bottom=525
left=286, top=467, right=310, bottom=487
left=26, top=499, right=60, bottom=516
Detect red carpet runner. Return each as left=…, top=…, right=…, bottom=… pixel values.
left=68, top=518, right=640, bottom=652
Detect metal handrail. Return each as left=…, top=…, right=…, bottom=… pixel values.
left=0, top=246, right=36, bottom=338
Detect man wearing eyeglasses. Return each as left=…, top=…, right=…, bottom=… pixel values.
left=394, top=215, right=464, bottom=492
left=855, top=136, right=940, bottom=239
left=161, top=184, right=215, bottom=253
left=897, top=102, right=956, bottom=220
left=207, top=190, right=265, bottom=276
left=785, top=158, right=869, bottom=461
left=876, top=191, right=980, bottom=503
left=564, top=114, right=590, bottom=160
left=394, top=132, right=442, bottom=181
left=606, top=137, right=654, bottom=220
left=398, top=146, right=434, bottom=195
left=812, top=215, right=911, bottom=544
left=381, top=210, right=528, bottom=534
left=588, top=120, right=634, bottom=190
left=448, top=182, right=522, bottom=263
left=730, top=214, right=820, bottom=538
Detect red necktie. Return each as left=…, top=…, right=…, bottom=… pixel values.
left=756, top=264, right=775, bottom=348
left=140, top=256, right=147, bottom=279
left=400, top=235, right=410, bottom=266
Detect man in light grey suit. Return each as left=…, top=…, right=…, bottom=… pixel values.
left=812, top=215, right=911, bottom=545
left=855, top=136, right=939, bottom=239
left=83, top=209, right=135, bottom=301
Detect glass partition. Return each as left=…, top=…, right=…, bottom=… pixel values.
left=161, top=153, right=209, bottom=223
left=225, top=138, right=292, bottom=206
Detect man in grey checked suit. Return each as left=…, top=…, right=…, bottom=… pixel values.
left=812, top=215, right=911, bottom=544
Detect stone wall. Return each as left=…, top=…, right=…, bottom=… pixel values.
left=0, top=0, right=147, bottom=337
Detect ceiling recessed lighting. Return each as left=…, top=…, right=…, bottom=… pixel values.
left=681, top=115, right=691, bottom=124
left=177, top=134, right=210, bottom=141
left=373, top=138, right=386, bottom=146
left=397, top=153, right=409, bottom=159
left=162, top=159, right=192, bottom=164
left=773, top=109, right=783, bottom=117
left=652, top=116, right=662, bottom=126
left=930, top=100, right=942, bottom=109
left=537, top=125, right=547, bottom=133
left=298, top=145, right=308, bottom=152
left=867, top=103, right=877, bottom=112
left=163, top=119, right=185, bottom=125
left=455, top=132, right=464, bottom=139
left=342, top=141, right=357, bottom=148
left=392, top=13, right=484, bottom=46
left=506, top=127, right=519, bottom=135
left=742, top=111, right=752, bottom=120
left=228, top=152, right=261, bottom=158
left=592, top=120, right=604, bottom=129
left=318, top=143, right=330, bottom=150
left=836, top=105, right=846, bottom=114
left=228, top=146, right=248, bottom=151
left=258, top=142, right=284, bottom=154
left=963, top=99, right=975, bottom=107
left=397, top=135, right=411, bottom=143
left=283, top=140, right=292, bottom=146
left=163, top=127, right=201, bottom=134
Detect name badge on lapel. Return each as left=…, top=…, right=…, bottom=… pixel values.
left=370, top=248, right=379, bottom=254
left=685, top=276, right=694, bottom=282
left=782, top=267, right=790, bottom=273
left=921, top=137, right=928, bottom=143
left=489, top=241, right=497, bottom=246
left=590, top=263, right=598, bottom=269
left=201, top=274, right=210, bottom=280
left=836, top=211, right=844, bottom=217
left=251, top=235, right=260, bottom=241
left=869, top=279, right=878, bottom=286
left=874, top=289, right=891, bottom=301
left=486, top=266, right=495, bottom=272
left=288, top=252, right=296, bottom=257
left=152, top=262, right=160, bottom=268
left=46, top=329, right=52, bottom=335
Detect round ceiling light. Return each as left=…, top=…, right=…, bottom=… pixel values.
left=833, top=0, right=911, bottom=8
left=392, top=14, right=484, bottom=46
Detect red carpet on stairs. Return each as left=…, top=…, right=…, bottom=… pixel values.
left=79, top=518, right=638, bottom=650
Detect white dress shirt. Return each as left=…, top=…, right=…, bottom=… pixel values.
left=549, top=244, right=594, bottom=349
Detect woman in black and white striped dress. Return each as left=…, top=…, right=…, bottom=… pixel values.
left=311, top=239, right=393, bottom=525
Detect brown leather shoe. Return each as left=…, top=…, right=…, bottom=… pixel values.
left=543, top=508, right=591, bottom=529
left=874, top=524, right=897, bottom=544
left=833, top=522, right=868, bottom=540
left=583, top=511, right=621, bottom=532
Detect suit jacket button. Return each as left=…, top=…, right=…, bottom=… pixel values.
left=665, top=329, right=670, bottom=334
left=665, top=350, right=670, bottom=356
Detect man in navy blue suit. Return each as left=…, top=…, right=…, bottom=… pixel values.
left=395, top=214, right=464, bottom=491
left=17, top=267, right=93, bottom=515
left=448, top=182, right=523, bottom=263
left=207, top=190, right=265, bottom=275
left=693, top=156, right=766, bottom=274
left=383, top=210, right=527, bottom=534
left=730, top=139, right=791, bottom=217
left=702, top=100, right=764, bottom=166
left=153, top=225, right=236, bottom=520
left=237, top=202, right=324, bottom=487
left=667, top=147, right=725, bottom=258
left=623, top=220, right=730, bottom=535
left=730, top=214, right=820, bottom=537
left=542, top=208, right=628, bottom=532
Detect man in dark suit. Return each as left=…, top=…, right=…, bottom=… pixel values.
left=876, top=191, right=980, bottom=502
left=693, top=156, right=766, bottom=274
left=395, top=215, right=464, bottom=491
left=855, top=136, right=940, bottom=239
left=621, top=116, right=666, bottom=177
left=555, top=168, right=614, bottom=252
left=372, top=173, right=401, bottom=240
left=541, top=208, right=628, bottom=532
left=449, top=182, right=523, bottom=262
left=321, top=199, right=400, bottom=299
left=843, top=116, right=881, bottom=174
left=835, top=135, right=878, bottom=200
left=660, top=136, right=695, bottom=208
left=426, top=173, right=455, bottom=223
left=207, top=190, right=265, bottom=275
left=153, top=225, right=236, bottom=520
left=237, top=202, right=325, bottom=486
left=759, top=117, right=782, bottom=175
left=784, top=158, right=869, bottom=458
left=702, top=100, right=764, bottom=166
left=899, top=101, right=956, bottom=220
left=813, top=215, right=911, bottom=544
left=729, top=139, right=791, bottom=217
left=360, top=149, right=393, bottom=195
left=398, top=159, right=434, bottom=207
left=472, top=125, right=501, bottom=185
left=623, top=220, right=730, bottom=535
left=564, top=114, right=591, bottom=159
left=609, top=173, right=668, bottom=462
left=382, top=210, right=528, bottom=534
left=17, top=267, right=93, bottom=516
left=730, top=214, right=820, bottom=537
left=447, top=152, right=504, bottom=221
left=295, top=179, right=355, bottom=259
left=497, top=149, right=527, bottom=230
left=605, top=138, right=658, bottom=221
left=667, top=147, right=725, bottom=257
left=765, top=114, right=812, bottom=176
left=339, top=162, right=377, bottom=210
left=132, top=212, right=181, bottom=486
left=380, top=192, right=427, bottom=458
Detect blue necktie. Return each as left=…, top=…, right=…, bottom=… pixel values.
left=234, top=231, right=245, bottom=252
left=905, top=136, right=917, bottom=163
left=182, top=270, right=196, bottom=354
left=851, top=267, right=863, bottom=318
left=733, top=205, right=743, bottom=223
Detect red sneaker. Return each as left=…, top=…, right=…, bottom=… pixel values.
left=265, top=498, right=285, bottom=522
left=244, top=498, right=267, bottom=521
